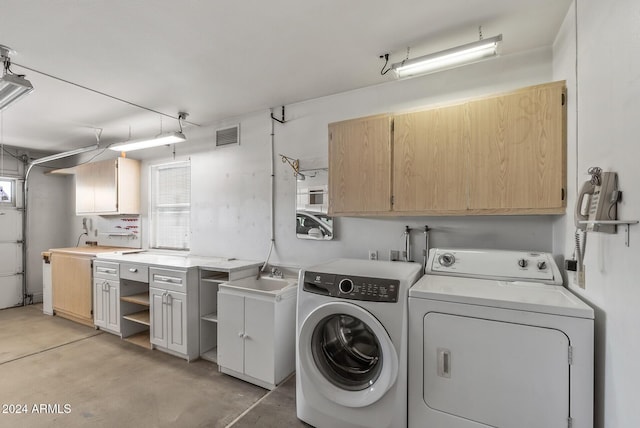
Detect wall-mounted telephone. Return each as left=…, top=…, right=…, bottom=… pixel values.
left=575, top=167, right=620, bottom=234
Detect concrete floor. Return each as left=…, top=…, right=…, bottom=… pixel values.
left=0, top=305, right=308, bottom=428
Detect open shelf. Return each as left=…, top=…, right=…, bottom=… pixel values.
left=121, top=293, right=150, bottom=306
left=201, top=313, right=218, bottom=323
left=201, top=347, right=218, bottom=364
left=123, top=310, right=150, bottom=326
left=123, top=331, right=151, bottom=349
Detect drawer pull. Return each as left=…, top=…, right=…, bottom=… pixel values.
left=129, top=268, right=138, bottom=273
left=154, top=275, right=182, bottom=284
left=96, top=267, right=117, bottom=274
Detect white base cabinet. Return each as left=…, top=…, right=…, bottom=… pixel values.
left=149, top=267, right=199, bottom=361
left=150, top=287, right=187, bottom=355
left=217, top=285, right=296, bottom=390
left=94, top=278, right=120, bottom=334
left=93, top=261, right=121, bottom=335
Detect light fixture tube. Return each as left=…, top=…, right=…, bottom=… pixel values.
left=30, top=144, right=100, bottom=166
left=0, top=74, right=34, bottom=111
left=391, top=34, right=502, bottom=78
left=109, top=131, right=187, bottom=152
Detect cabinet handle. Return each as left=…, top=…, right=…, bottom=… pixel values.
left=243, top=334, right=249, bottom=339
left=97, top=267, right=116, bottom=274
left=237, top=331, right=244, bottom=337
left=437, top=348, right=451, bottom=378
left=161, top=292, right=167, bottom=305
left=154, top=275, right=182, bottom=284
left=166, top=293, right=172, bottom=306
left=129, top=268, right=138, bottom=273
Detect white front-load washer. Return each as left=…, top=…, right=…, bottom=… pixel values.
left=296, top=259, right=422, bottom=428
left=408, top=249, right=594, bottom=428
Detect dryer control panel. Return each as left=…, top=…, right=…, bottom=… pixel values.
left=303, top=271, right=399, bottom=302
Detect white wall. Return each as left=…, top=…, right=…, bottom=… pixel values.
left=103, top=46, right=561, bottom=271
left=553, top=1, right=640, bottom=427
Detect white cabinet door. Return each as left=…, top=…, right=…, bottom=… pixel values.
left=93, top=279, right=106, bottom=328
left=167, top=291, right=187, bottom=355
left=150, top=287, right=167, bottom=348
left=106, top=282, right=120, bottom=333
left=244, top=297, right=275, bottom=384
left=218, top=292, right=245, bottom=374
left=423, top=313, right=570, bottom=428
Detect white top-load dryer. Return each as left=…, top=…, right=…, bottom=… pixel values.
left=408, top=249, right=594, bottom=428
left=297, top=259, right=422, bottom=428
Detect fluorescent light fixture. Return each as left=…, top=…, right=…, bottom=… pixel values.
left=0, top=44, right=34, bottom=111
left=391, top=34, right=502, bottom=78
left=109, top=131, right=187, bottom=152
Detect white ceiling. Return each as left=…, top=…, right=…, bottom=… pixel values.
left=0, top=0, right=571, bottom=153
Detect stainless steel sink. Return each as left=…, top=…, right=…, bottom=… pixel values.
left=222, top=276, right=297, bottom=295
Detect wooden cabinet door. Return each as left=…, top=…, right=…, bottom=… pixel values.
left=167, top=291, right=187, bottom=355
left=244, top=297, right=275, bottom=383
left=467, top=82, right=566, bottom=211
left=92, top=159, right=118, bottom=213
left=393, top=104, right=469, bottom=212
left=51, top=253, right=92, bottom=321
left=217, top=291, right=245, bottom=374
left=150, top=287, right=167, bottom=348
left=329, top=115, right=392, bottom=215
left=75, top=163, right=95, bottom=214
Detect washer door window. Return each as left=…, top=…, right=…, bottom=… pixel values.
left=312, top=313, right=382, bottom=391
left=298, top=302, right=398, bottom=408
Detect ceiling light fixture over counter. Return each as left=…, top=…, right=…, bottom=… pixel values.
left=109, top=112, right=188, bottom=152
left=0, top=44, right=34, bottom=111
left=389, top=34, right=502, bottom=78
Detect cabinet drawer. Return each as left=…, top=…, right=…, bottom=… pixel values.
left=150, top=268, right=187, bottom=292
left=94, top=261, right=119, bottom=280
left=120, top=263, right=149, bottom=283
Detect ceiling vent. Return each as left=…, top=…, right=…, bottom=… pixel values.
left=216, top=125, right=240, bottom=147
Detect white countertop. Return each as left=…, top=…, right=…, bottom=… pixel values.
left=96, top=251, right=262, bottom=272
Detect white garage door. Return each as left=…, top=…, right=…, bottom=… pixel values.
left=0, top=177, right=23, bottom=309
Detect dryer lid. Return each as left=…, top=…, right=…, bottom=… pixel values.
left=409, top=275, right=594, bottom=319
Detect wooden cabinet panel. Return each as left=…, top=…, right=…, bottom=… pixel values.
left=467, top=82, right=566, bottom=211
left=393, top=104, right=469, bottom=212
left=76, top=157, right=140, bottom=215
left=52, top=253, right=93, bottom=326
left=328, top=81, right=566, bottom=216
left=329, top=115, right=392, bottom=215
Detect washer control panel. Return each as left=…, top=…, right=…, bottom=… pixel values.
left=427, top=248, right=562, bottom=285
left=303, top=271, right=399, bottom=302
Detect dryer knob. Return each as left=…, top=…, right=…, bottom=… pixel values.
left=338, top=278, right=354, bottom=294
left=537, top=261, right=547, bottom=270
left=518, top=258, right=528, bottom=268
left=438, top=253, right=456, bottom=267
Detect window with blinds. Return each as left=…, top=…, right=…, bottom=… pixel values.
left=150, top=161, right=191, bottom=250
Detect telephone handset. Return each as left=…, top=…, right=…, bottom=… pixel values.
left=575, top=169, right=618, bottom=233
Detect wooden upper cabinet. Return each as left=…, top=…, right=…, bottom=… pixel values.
left=328, top=115, right=392, bottom=215
left=393, top=103, right=469, bottom=213
left=76, top=157, right=140, bottom=215
left=327, top=81, right=566, bottom=216
left=467, top=81, right=567, bottom=212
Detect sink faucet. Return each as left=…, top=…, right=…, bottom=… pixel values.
left=270, top=267, right=283, bottom=279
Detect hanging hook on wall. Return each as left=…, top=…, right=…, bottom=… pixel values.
left=279, top=154, right=305, bottom=180
left=271, top=106, right=287, bottom=124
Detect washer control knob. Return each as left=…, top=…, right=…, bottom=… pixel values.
left=537, top=261, right=547, bottom=270
left=438, top=253, right=456, bottom=267
left=518, top=258, right=528, bottom=268
left=338, top=278, right=354, bottom=294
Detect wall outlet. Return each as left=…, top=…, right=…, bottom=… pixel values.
left=389, top=250, right=400, bottom=261
left=368, top=250, right=378, bottom=261
left=577, top=267, right=586, bottom=289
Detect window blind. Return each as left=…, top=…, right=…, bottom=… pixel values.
left=150, top=161, right=191, bottom=250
